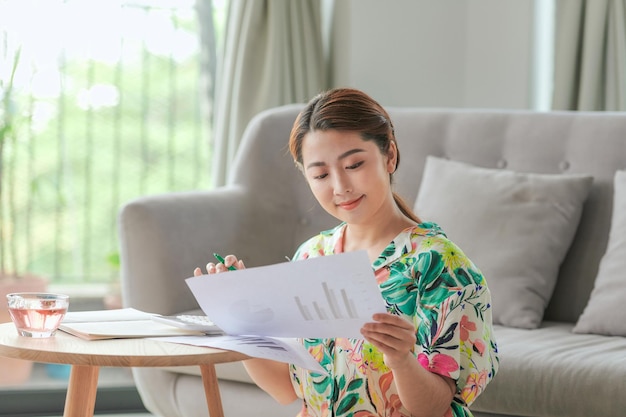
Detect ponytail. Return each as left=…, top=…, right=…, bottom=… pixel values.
left=393, top=192, right=422, bottom=224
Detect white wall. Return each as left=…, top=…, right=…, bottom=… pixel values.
left=328, top=0, right=541, bottom=109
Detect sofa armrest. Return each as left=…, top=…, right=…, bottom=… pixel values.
left=118, top=186, right=250, bottom=315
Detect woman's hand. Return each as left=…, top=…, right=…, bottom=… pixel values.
left=363, top=313, right=456, bottom=416
left=360, top=312, right=417, bottom=369
left=193, top=254, right=245, bottom=276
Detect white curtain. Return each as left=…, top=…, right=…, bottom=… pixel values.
left=211, top=0, right=325, bottom=186
left=552, top=0, right=626, bottom=110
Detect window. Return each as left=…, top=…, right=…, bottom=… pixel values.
left=1, top=0, right=227, bottom=292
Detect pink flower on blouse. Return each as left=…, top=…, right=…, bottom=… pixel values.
left=375, top=267, right=390, bottom=284
left=472, top=338, right=486, bottom=356
left=378, top=373, right=405, bottom=417
left=461, top=370, right=489, bottom=404
left=460, top=315, right=476, bottom=341
left=417, top=353, right=429, bottom=369
left=417, top=353, right=459, bottom=377
left=460, top=315, right=486, bottom=356
left=308, top=344, right=326, bottom=363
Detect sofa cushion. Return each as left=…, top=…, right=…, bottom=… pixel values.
left=574, top=170, right=626, bottom=336
left=470, top=323, right=626, bottom=417
left=414, top=156, right=593, bottom=329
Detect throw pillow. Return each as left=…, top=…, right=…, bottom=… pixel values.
left=573, top=171, right=626, bottom=336
left=414, top=156, right=593, bottom=329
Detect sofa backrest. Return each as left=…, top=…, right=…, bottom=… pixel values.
left=230, top=104, right=626, bottom=324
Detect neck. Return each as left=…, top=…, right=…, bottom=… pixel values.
left=343, top=205, right=415, bottom=259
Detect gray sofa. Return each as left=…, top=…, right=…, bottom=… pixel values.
left=119, top=105, right=626, bottom=417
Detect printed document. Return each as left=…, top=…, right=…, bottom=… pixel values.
left=157, top=251, right=387, bottom=373
left=157, top=334, right=328, bottom=374
left=186, top=250, right=387, bottom=339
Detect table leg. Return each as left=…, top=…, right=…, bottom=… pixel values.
left=200, top=363, right=225, bottom=417
left=63, top=365, right=100, bottom=417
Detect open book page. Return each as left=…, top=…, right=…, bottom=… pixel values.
left=59, top=308, right=204, bottom=340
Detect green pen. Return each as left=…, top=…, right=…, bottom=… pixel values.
left=213, top=253, right=237, bottom=271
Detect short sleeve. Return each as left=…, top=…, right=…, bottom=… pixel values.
left=292, top=223, right=345, bottom=260
left=413, top=235, right=499, bottom=406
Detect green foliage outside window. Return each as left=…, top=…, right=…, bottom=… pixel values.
left=0, top=0, right=223, bottom=284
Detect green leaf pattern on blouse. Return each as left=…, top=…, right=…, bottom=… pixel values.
left=289, top=222, right=499, bottom=417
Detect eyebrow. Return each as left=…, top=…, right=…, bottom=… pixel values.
left=305, top=148, right=366, bottom=169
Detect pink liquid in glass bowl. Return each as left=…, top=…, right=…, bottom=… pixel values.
left=6, top=292, right=69, bottom=338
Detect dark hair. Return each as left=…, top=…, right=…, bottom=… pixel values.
left=289, top=88, right=421, bottom=224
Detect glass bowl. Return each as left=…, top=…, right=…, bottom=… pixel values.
left=6, top=292, right=70, bottom=338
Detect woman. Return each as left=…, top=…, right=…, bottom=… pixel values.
left=195, top=88, right=499, bottom=417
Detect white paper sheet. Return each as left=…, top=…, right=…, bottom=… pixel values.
left=63, top=307, right=155, bottom=323
left=153, top=335, right=327, bottom=374
left=185, top=250, right=387, bottom=339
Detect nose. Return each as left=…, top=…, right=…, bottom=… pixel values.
left=332, top=172, right=352, bottom=195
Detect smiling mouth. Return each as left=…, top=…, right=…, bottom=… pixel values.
left=337, top=196, right=364, bottom=210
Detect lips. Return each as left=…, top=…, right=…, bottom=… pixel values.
left=337, top=195, right=364, bottom=210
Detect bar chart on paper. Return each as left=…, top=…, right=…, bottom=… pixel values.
left=186, top=250, right=388, bottom=339
left=295, top=281, right=360, bottom=321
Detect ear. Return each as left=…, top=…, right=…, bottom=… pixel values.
left=386, top=142, right=398, bottom=173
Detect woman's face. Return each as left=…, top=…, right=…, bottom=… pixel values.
left=300, top=129, right=397, bottom=225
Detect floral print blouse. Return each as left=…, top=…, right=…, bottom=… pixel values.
left=288, top=222, right=499, bottom=417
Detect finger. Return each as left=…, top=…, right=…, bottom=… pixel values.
left=362, top=334, right=397, bottom=353
left=361, top=322, right=416, bottom=349
left=361, top=326, right=405, bottom=345
left=361, top=333, right=402, bottom=357
left=362, top=321, right=415, bottom=342
left=372, top=313, right=414, bottom=330
left=193, top=267, right=202, bottom=276
left=205, top=262, right=217, bottom=274
left=361, top=329, right=414, bottom=355
left=224, top=254, right=239, bottom=269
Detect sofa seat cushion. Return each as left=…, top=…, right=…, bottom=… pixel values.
left=470, top=322, right=626, bottom=417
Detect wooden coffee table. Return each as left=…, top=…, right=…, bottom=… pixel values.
left=0, top=322, right=248, bottom=417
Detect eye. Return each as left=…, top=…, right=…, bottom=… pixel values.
left=312, top=173, right=328, bottom=180
left=346, top=161, right=364, bottom=170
